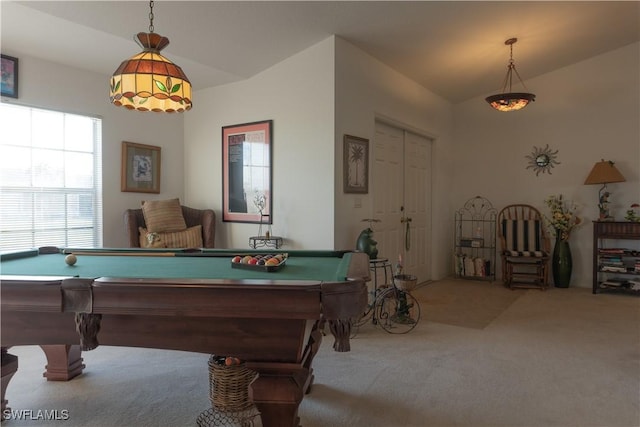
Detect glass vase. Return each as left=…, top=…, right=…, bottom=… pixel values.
left=552, top=230, right=572, bottom=288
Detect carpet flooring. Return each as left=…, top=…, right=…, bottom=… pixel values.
left=3, top=279, right=639, bottom=427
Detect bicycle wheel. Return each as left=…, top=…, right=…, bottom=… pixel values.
left=351, top=304, right=374, bottom=328
left=375, top=287, right=420, bottom=334
left=352, top=284, right=388, bottom=328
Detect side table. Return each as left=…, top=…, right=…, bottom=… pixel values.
left=369, top=258, right=394, bottom=293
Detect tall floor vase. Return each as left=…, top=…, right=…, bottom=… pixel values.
left=552, top=232, right=572, bottom=288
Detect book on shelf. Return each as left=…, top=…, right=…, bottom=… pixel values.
left=600, top=260, right=624, bottom=266
left=455, top=253, right=491, bottom=277
left=599, top=278, right=627, bottom=288
left=464, top=257, right=475, bottom=277
left=598, top=248, right=628, bottom=254
left=628, top=279, right=640, bottom=291
left=460, top=237, right=484, bottom=248
left=600, top=265, right=628, bottom=273
left=599, top=255, right=623, bottom=262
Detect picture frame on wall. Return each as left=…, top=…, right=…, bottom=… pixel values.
left=1, top=54, right=19, bottom=98
left=121, top=141, right=161, bottom=193
left=222, top=120, right=273, bottom=223
left=343, top=134, right=369, bottom=194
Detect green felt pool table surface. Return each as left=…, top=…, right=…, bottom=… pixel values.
left=0, top=247, right=369, bottom=427
left=0, top=248, right=353, bottom=282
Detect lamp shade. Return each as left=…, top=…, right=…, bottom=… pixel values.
left=110, top=32, right=192, bottom=113
left=584, top=160, right=626, bottom=185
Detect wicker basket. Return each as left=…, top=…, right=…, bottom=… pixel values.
left=208, top=356, right=258, bottom=412
left=196, top=406, right=260, bottom=427
left=394, top=274, right=417, bottom=291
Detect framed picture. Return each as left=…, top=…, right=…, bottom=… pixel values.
left=343, top=134, right=369, bottom=194
left=121, top=141, right=161, bottom=193
left=1, top=54, right=18, bottom=98
left=222, top=120, right=273, bottom=223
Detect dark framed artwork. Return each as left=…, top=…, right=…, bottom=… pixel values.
left=222, top=120, right=273, bottom=223
left=1, top=54, right=19, bottom=98
left=343, top=134, right=369, bottom=194
left=121, top=141, right=161, bottom=193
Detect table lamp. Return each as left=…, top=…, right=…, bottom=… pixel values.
left=584, top=160, right=626, bottom=220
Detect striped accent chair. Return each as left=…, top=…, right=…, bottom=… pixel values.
left=498, top=204, right=550, bottom=289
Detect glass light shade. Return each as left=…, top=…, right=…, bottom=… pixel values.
left=485, top=92, right=536, bottom=112
left=110, top=32, right=192, bottom=113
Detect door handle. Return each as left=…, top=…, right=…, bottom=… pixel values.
left=400, top=216, right=412, bottom=250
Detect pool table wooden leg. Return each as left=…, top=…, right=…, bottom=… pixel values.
left=40, top=345, right=85, bottom=381
left=1, top=348, right=18, bottom=420
left=248, top=367, right=308, bottom=427
left=303, top=321, right=323, bottom=394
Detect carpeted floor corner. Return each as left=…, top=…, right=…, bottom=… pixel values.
left=411, top=278, right=525, bottom=329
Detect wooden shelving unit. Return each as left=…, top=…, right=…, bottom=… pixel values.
left=592, top=221, right=640, bottom=295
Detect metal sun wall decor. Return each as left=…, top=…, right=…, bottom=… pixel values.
left=525, top=144, right=560, bottom=176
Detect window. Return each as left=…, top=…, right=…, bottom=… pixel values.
left=0, top=104, right=102, bottom=251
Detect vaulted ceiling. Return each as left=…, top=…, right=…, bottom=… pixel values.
left=2, top=1, right=639, bottom=103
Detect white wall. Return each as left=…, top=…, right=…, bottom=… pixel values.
left=7, top=41, right=637, bottom=286
left=453, top=42, right=640, bottom=288
left=0, top=53, right=185, bottom=248
left=333, top=37, right=455, bottom=279
left=184, top=38, right=335, bottom=249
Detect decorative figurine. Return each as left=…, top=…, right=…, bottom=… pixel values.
left=598, top=191, right=611, bottom=220
left=356, top=228, right=378, bottom=260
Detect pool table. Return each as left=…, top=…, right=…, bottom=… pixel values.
left=1, top=247, right=369, bottom=427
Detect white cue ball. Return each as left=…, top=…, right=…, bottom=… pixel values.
left=65, top=254, right=77, bottom=266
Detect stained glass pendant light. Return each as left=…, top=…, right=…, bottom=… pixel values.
left=110, top=1, right=192, bottom=113
left=485, top=38, right=535, bottom=112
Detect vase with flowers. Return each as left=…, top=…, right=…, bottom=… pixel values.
left=544, top=195, right=581, bottom=288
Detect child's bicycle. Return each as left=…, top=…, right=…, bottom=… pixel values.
left=352, top=273, right=421, bottom=334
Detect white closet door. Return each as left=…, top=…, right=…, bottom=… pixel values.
left=373, top=121, right=432, bottom=283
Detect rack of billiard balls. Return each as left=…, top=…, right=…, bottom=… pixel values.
left=231, top=253, right=286, bottom=267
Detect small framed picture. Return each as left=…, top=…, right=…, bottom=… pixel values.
left=121, top=141, right=161, bottom=193
left=1, top=54, right=19, bottom=98
left=343, top=134, right=369, bottom=194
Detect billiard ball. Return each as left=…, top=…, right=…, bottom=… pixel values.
left=65, top=254, right=77, bottom=266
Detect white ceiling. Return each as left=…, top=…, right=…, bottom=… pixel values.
left=2, top=1, right=639, bottom=104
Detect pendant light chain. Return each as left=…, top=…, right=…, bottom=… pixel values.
left=148, top=1, right=154, bottom=33
left=109, top=0, right=192, bottom=112
left=509, top=41, right=530, bottom=92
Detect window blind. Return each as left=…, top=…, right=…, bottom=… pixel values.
left=0, top=104, right=103, bottom=251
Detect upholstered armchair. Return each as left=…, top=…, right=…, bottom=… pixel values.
left=124, top=205, right=216, bottom=248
